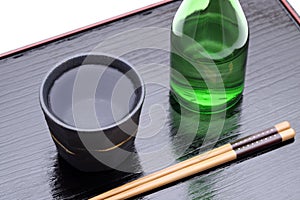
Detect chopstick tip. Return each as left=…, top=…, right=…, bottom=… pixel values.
left=275, top=121, right=291, bottom=132
left=279, top=128, right=295, bottom=142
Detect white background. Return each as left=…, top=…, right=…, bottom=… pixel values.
left=288, top=0, right=300, bottom=16
left=0, top=0, right=163, bottom=55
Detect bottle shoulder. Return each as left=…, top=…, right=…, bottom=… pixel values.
left=171, top=3, right=249, bottom=61
left=172, top=0, right=249, bottom=42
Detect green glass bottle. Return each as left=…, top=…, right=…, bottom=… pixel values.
left=170, top=0, right=249, bottom=113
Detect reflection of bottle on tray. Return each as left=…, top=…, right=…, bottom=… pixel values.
left=169, top=94, right=242, bottom=162
left=170, top=0, right=249, bottom=113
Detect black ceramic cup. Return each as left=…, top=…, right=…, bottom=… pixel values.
left=40, top=53, right=145, bottom=172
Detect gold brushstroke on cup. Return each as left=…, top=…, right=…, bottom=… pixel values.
left=50, top=131, right=136, bottom=154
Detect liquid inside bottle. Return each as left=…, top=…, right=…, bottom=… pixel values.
left=170, top=0, right=249, bottom=113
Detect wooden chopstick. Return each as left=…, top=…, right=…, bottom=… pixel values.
left=99, top=128, right=296, bottom=200
left=90, top=121, right=290, bottom=200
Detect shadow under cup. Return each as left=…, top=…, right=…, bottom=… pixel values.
left=40, top=54, right=145, bottom=172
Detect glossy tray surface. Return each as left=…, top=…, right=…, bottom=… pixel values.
left=1, top=1, right=300, bottom=199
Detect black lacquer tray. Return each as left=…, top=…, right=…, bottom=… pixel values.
left=1, top=1, right=300, bottom=199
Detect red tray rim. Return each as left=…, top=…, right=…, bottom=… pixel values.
left=280, top=0, right=300, bottom=25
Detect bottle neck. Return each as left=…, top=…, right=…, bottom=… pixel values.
left=178, top=0, right=240, bottom=15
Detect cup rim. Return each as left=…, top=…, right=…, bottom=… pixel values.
left=39, top=53, right=145, bottom=133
